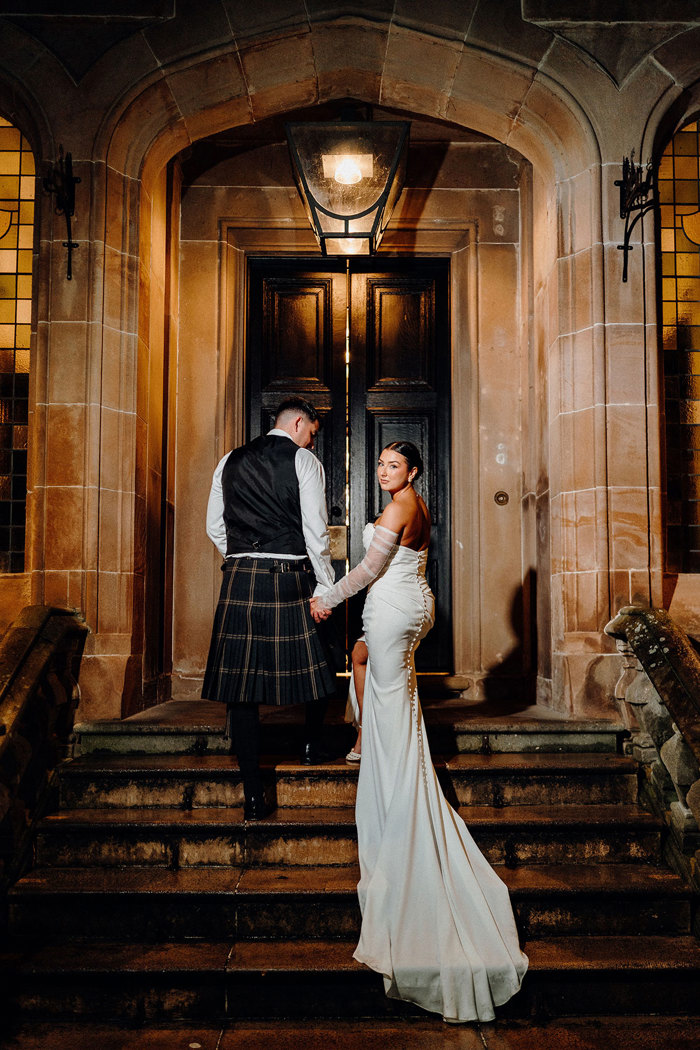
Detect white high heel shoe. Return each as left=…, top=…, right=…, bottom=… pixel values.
left=346, top=727, right=361, bottom=763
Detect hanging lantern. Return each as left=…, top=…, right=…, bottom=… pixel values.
left=285, top=119, right=410, bottom=255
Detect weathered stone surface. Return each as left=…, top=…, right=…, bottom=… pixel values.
left=686, top=778, right=700, bottom=828
left=660, top=730, right=700, bottom=805
left=73, top=699, right=625, bottom=756
left=7, top=1016, right=700, bottom=1050
left=0, top=608, right=87, bottom=892
left=651, top=757, right=676, bottom=799
left=11, top=933, right=700, bottom=1022
left=34, top=800, right=662, bottom=870
left=528, top=21, right=691, bottom=87
left=627, top=676, right=675, bottom=752
left=58, top=750, right=638, bottom=810
left=606, top=610, right=700, bottom=874
left=10, top=860, right=690, bottom=942
left=669, top=800, right=700, bottom=857
left=632, top=740, right=660, bottom=765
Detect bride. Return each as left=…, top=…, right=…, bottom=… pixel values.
left=310, top=441, right=528, bottom=1023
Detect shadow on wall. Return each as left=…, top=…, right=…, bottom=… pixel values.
left=478, top=569, right=537, bottom=713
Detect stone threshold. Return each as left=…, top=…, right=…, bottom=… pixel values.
left=72, top=699, right=625, bottom=757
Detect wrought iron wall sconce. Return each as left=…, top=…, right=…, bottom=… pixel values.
left=43, top=147, right=80, bottom=280
left=615, top=153, right=656, bottom=283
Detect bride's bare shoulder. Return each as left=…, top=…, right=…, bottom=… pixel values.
left=376, top=499, right=408, bottom=533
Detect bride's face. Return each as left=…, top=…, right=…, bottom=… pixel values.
left=378, top=448, right=413, bottom=494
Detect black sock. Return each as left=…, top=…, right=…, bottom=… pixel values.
left=304, top=697, right=328, bottom=746
left=228, top=703, right=263, bottom=798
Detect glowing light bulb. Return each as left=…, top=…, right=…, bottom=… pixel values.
left=322, top=153, right=373, bottom=183
left=334, top=157, right=363, bottom=185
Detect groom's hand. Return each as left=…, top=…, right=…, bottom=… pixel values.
left=310, top=597, right=331, bottom=623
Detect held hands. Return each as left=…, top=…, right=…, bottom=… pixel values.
left=310, top=596, right=331, bottom=623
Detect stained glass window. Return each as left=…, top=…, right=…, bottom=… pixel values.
left=658, top=118, right=700, bottom=572
left=0, top=116, right=34, bottom=574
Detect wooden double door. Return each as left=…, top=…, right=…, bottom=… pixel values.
left=247, top=258, right=451, bottom=673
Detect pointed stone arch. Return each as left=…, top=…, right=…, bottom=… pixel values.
left=71, top=21, right=621, bottom=715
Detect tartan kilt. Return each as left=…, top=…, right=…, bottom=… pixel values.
left=202, top=557, right=337, bottom=707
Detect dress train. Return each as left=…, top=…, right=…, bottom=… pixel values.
left=349, top=524, right=528, bottom=1022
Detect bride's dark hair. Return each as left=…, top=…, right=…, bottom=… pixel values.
left=384, top=440, right=424, bottom=481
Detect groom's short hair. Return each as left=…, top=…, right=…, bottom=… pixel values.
left=274, top=397, right=320, bottom=426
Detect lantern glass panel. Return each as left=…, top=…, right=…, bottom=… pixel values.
left=286, top=118, right=408, bottom=254
left=287, top=121, right=408, bottom=227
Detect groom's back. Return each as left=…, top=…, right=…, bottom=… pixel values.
left=221, top=434, right=306, bottom=557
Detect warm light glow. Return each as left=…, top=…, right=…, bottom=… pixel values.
left=0, top=114, right=35, bottom=573
left=322, top=153, right=373, bottom=184
left=658, top=117, right=700, bottom=573
left=334, top=157, right=362, bottom=185
left=337, top=238, right=362, bottom=254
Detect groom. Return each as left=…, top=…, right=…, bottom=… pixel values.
left=202, top=396, right=336, bottom=819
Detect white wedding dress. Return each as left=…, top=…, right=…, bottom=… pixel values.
left=346, top=522, right=528, bottom=1022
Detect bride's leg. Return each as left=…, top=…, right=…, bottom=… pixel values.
left=350, top=639, right=368, bottom=755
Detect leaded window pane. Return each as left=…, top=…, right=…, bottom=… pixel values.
left=0, top=115, right=34, bottom=574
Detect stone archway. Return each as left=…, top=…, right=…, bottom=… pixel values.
left=170, top=114, right=525, bottom=703
left=77, top=22, right=621, bottom=718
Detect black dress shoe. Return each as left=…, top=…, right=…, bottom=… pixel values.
left=301, top=742, right=331, bottom=765
left=243, top=794, right=273, bottom=820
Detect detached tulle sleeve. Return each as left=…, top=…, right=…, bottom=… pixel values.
left=316, top=524, right=398, bottom=610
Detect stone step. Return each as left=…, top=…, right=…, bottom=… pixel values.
left=217, top=1019, right=700, bottom=1050
left=4, top=1017, right=700, bottom=1050
left=72, top=700, right=624, bottom=757
left=57, top=752, right=639, bottom=810
left=35, top=804, right=663, bottom=868
left=8, top=864, right=691, bottom=941
left=0, top=1024, right=227, bottom=1050
left=4, top=936, right=700, bottom=1020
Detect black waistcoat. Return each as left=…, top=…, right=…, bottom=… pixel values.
left=221, top=435, right=307, bottom=557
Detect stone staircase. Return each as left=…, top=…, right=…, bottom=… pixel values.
left=2, top=699, right=700, bottom=1030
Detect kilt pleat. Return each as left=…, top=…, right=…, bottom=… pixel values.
left=202, top=558, right=336, bottom=706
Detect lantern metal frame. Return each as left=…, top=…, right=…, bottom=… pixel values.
left=285, top=119, right=410, bottom=256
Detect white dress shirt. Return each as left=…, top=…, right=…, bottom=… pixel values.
left=206, top=428, right=336, bottom=595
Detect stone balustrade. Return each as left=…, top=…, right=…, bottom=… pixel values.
left=605, top=606, right=700, bottom=895
left=0, top=606, right=88, bottom=905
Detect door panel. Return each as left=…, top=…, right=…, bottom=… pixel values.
left=247, top=260, right=350, bottom=660
left=247, top=260, right=347, bottom=519
left=265, top=283, right=327, bottom=385
left=247, top=257, right=452, bottom=673
left=367, top=281, right=435, bottom=388
left=350, top=261, right=451, bottom=671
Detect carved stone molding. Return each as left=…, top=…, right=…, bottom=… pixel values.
left=606, top=606, right=700, bottom=851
